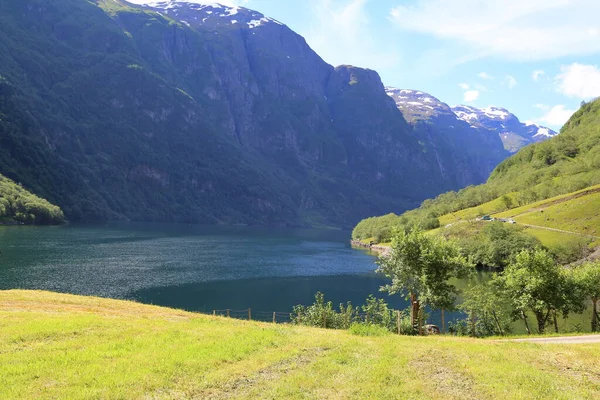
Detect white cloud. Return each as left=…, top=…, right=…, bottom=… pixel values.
left=389, top=0, right=600, bottom=61
left=555, top=63, right=600, bottom=99
left=459, top=83, right=470, bottom=90
left=463, top=90, right=480, bottom=102
left=125, top=0, right=248, bottom=6
left=536, top=105, right=576, bottom=127
left=478, top=72, right=494, bottom=80
left=505, top=75, right=517, bottom=89
left=532, top=70, right=545, bottom=82
left=534, top=103, right=549, bottom=110
left=304, top=0, right=400, bottom=70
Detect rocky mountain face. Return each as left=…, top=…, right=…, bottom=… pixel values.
left=452, top=105, right=557, bottom=153
left=0, top=0, right=547, bottom=228
left=385, top=88, right=510, bottom=185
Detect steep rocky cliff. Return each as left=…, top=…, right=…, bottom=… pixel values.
left=0, top=0, right=531, bottom=228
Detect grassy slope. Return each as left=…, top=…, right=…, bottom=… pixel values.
left=434, top=184, right=600, bottom=249
left=354, top=98, right=600, bottom=243
left=2, top=291, right=600, bottom=399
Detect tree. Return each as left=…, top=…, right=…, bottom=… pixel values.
left=574, top=262, right=600, bottom=332
left=496, top=249, right=582, bottom=334
left=500, top=195, right=513, bottom=210
left=376, top=229, right=470, bottom=334
left=460, top=280, right=513, bottom=337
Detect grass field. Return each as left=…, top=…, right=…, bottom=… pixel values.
left=2, top=291, right=600, bottom=399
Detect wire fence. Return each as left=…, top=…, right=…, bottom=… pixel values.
left=212, top=309, right=293, bottom=323
left=212, top=308, right=592, bottom=334
left=210, top=307, right=453, bottom=336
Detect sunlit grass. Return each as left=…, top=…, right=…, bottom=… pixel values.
left=2, top=290, right=600, bottom=399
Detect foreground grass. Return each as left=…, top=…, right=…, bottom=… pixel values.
left=2, top=291, right=600, bottom=399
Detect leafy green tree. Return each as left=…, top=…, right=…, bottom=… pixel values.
left=459, top=280, right=513, bottom=337
left=574, top=262, right=600, bottom=332
left=362, top=295, right=394, bottom=330
left=376, top=229, right=471, bottom=334
left=496, top=249, right=583, bottom=334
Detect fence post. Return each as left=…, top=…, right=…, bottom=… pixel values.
left=213, top=310, right=216, bottom=316
left=397, top=310, right=401, bottom=335
left=273, top=312, right=276, bottom=324
left=227, top=309, right=230, bottom=318
left=248, top=308, right=252, bottom=321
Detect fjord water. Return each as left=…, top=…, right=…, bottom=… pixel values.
left=0, top=223, right=407, bottom=317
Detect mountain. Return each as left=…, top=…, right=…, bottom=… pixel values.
left=0, top=0, right=534, bottom=228
left=452, top=105, right=557, bottom=153
left=353, top=98, right=600, bottom=241
left=385, top=88, right=510, bottom=185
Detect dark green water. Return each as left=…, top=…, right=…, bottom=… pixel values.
left=1, top=223, right=592, bottom=331
left=0, top=223, right=423, bottom=319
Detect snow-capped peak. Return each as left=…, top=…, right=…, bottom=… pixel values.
left=384, top=87, right=454, bottom=120
left=130, top=0, right=284, bottom=29
left=481, top=107, right=510, bottom=120
left=533, top=127, right=553, bottom=138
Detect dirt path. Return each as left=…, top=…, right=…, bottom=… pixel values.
left=520, top=223, right=600, bottom=239
left=511, top=335, right=600, bottom=344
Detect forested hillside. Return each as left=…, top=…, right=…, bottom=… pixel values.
left=354, top=98, right=600, bottom=241
left=0, top=0, right=527, bottom=228
left=0, top=174, right=64, bottom=225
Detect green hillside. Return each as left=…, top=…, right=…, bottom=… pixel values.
left=2, top=290, right=599, bottom=399
left=0, top=174, right=64, bottom=224
left=353, top=98, right=600, bottom=251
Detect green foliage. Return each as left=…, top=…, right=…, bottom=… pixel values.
left=291, top=292, right=358, bottom=330
left=573, top=262, right=600, bottom=332
left=495, top=249, right=584, bottom=334
left=291, top=292, right=400, bottom=333
left=458, top=281, right=513, bottom=337
left=377, top=229, right=471, bottom=311
left=446, top=222, right=542, bottom=268
left=549, top=237, right=592, bottom=265
left=0, top=174, right=64, bottom=224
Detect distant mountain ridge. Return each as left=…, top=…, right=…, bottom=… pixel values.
left=384, top=87, right=557, bottom=154
left=452, top=105, right=557, bottom=153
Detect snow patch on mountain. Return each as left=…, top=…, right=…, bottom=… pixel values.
left=452, top=104, right=557, bottom=151
left=133, top=0, right=284, bottom=29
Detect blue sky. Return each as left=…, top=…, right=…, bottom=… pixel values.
left=129, top=0, right=600, bottom=130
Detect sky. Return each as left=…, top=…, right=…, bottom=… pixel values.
left=127, top=0, right=600, bottom=130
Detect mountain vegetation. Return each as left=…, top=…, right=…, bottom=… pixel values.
left=0, top=174, right=64, bottom=225
left=0, top=0, right=545, bottom=228
left=353, top=98, right=600, bottom=244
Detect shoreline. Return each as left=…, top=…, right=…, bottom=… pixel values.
left=350, top=240, right=391, bottom=256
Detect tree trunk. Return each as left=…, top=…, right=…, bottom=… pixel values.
left=410, top=293, right=420, bottom=335
left=491, top=310, right=504, bottom=336
left=592, top=299, right=598, bottom=333
left=522, top=311, right=531, bottom=335
left=535, top=311, right=550, bottom=334
left=552, top=310, right=559, bottom=334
